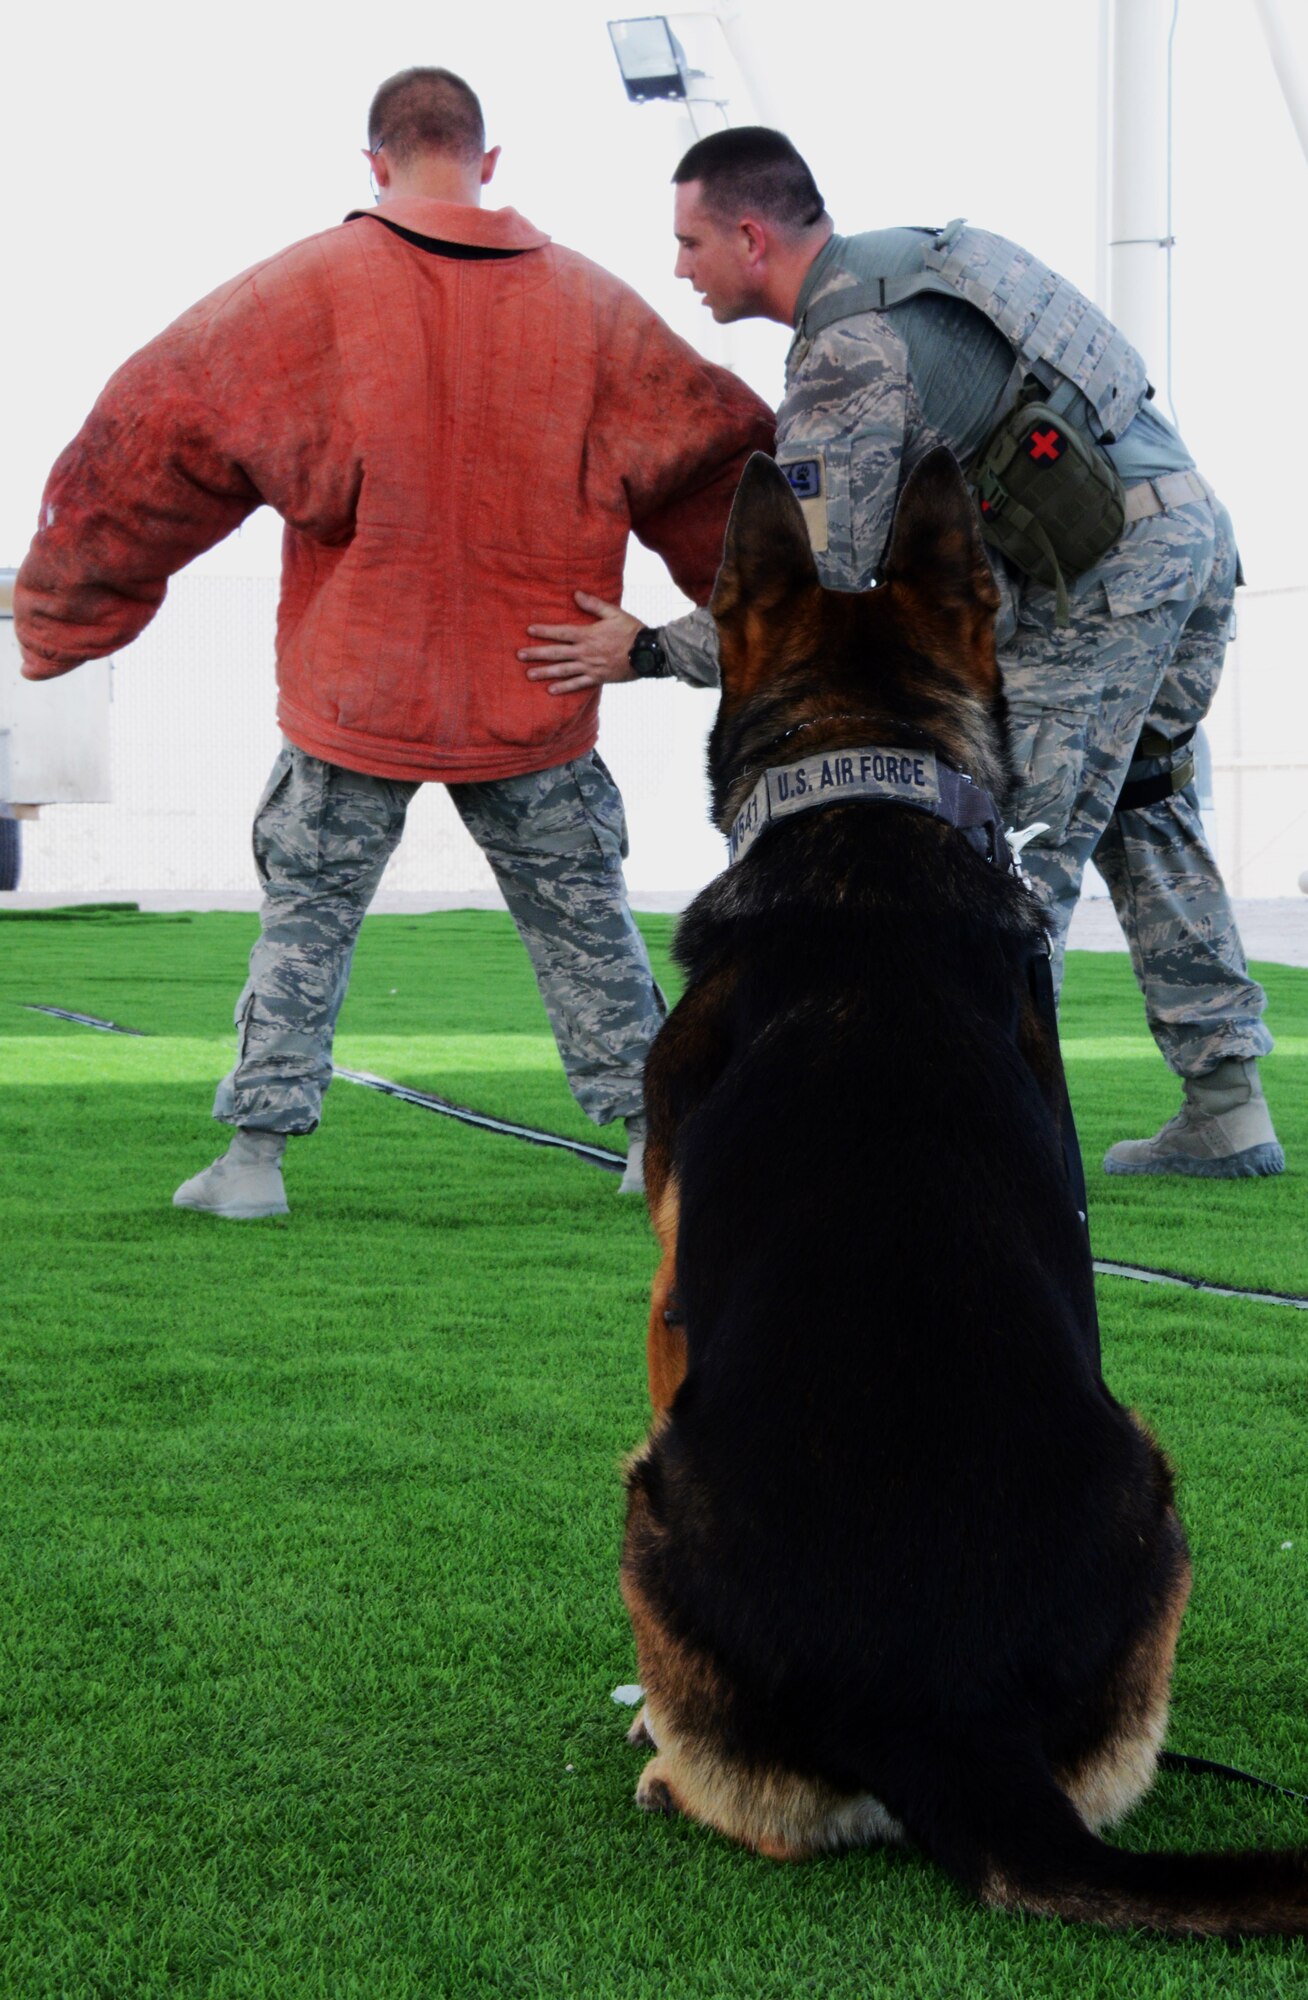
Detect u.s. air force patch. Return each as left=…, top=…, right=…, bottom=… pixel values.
left=780, top=453, right=828, bottom=554
left=728, top=747, right=941, bottom=864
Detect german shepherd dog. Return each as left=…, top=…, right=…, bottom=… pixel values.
left=620, top=448, right=1308, bottom=1936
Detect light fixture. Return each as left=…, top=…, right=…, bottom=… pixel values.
left=607, top=17, right=688, bottom=103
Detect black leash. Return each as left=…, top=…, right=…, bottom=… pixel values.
left=332, top=1066, right=625, bottom=1171
left=1159, top=1749, right=1308, bottom=1809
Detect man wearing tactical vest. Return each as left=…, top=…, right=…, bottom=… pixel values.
left=523, top=126, right=1282, bottom=1182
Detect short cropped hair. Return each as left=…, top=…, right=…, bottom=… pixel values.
left=367, top=68, right=485, bottom=167
left=673, top=128, right=825, bottom=232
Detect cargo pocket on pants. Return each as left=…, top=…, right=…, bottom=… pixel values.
left=232, top=983, right=257, bottom=1053
left=250, top=747, right=294, bottom=888
left=577, top=752, right=630, bottom=864
left=1005, top=704, right=1086, bottom=847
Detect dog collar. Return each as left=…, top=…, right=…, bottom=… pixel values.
left=726, top=744, right=1012, bottom=871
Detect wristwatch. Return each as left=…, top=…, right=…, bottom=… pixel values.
left=628, top=626, right=672, bottom=679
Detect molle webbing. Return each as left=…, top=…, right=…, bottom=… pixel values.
left=923, top=225, right=1148, bottom=441
left=800, top=224, right=1150, bottom=443
left=971, top=382, right=1128, bottom=623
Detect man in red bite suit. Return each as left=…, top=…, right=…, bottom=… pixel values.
left=15, top=66, right=773, bottom=1218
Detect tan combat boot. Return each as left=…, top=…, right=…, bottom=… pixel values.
left=173, top=1128, right=290, bottom=1217
left=1103, top=1058, right=1284, bottom=1179
left=619, top=1116, right=646, bottom=1195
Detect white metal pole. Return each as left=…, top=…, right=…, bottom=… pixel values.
left=1107, top=0, right=1172, bottom=380
left=711, top=1, right=780, bottom=127
left=1252, top=0, right=1308, bottom=168
left=1095, top=0, right=1112, bottom=310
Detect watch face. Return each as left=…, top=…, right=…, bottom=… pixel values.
left=631, top=632, right=665, bottom=677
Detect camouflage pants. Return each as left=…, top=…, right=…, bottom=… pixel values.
left=1000, top=492, right=1271, bottom=1080
left=213, top=744, right=665, bottom=1135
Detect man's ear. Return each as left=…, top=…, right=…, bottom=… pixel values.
left=481, top=145, right=501, bottom=186
left=710, top=453, right=819, bottom=697
left=879, top=446, right=1000, bottom=689
left=738, top=216, right=768, bottom=269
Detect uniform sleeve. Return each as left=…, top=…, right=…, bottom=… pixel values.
left=777, top=312, right=921, bottom=591
left=14, top=260, right=353, bottom=678
left=600, top=294, right=774, bottom=609
left=655, top=315, right=933, bottom=688
left=653, top=314, right=926, bottom=686
left=659, top=604, right=721, bottom=687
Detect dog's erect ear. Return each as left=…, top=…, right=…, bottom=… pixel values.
left=710, top=453, right=820, bottom=696
left=879, top=446, right=1001, bottom=690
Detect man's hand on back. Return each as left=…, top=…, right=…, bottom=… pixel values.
left=520, top=591, right=643, bottom=693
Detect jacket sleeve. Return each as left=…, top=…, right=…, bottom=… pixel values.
left=603, top=295, right=774, bottom=608
left=14, top=257, right=354, bottom=678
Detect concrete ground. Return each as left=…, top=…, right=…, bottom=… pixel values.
left=1065, top=896, right=1308, bottom=969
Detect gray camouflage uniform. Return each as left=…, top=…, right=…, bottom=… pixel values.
left=214, top=743, right=664, bottom=1135
left=662, top=230, right=1271, bottom=1082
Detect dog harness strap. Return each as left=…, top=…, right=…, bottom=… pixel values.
left=938, top=767, right=1012, bottom=871
left=727, top=745, right=1010, bottom=871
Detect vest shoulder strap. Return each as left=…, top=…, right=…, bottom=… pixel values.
left=799, top=219, right=970, bottom=340
left=799, top=267, right=964, bottom=342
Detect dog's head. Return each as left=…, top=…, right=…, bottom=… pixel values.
left=706, top=447, right=1007, bottom=833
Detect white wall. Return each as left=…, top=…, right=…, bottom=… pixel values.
left=8, top=571, right=1305, bottom=904
left=5, top=0, right=1307, bottom=904
left=1209, top=586, right=1308, bottom=898
left=2, top=565, right=721, bottom=903
left=4, top=0, right=1308, bottom=594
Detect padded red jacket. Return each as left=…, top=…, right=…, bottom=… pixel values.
left=16, top=197, right=773, bottom=782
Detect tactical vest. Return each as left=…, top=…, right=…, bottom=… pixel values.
left=798, top=222, right=1151, bottom=443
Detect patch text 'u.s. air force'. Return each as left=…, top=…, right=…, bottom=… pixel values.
left=728, top=746, right=940, bottom=864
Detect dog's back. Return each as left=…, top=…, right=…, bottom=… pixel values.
left=621, top=450, right=1308, bottom=1936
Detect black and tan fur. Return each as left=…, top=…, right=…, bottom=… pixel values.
left=621, top=449, right=1308, bottom=1937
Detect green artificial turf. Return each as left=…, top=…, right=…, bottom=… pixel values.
left=1057, top=953, right=1308, bottom=1299
left=1, top=909, right=1306, bottom=1998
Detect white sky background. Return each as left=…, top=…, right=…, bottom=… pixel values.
left=4, top=0, right=1307, bottom=594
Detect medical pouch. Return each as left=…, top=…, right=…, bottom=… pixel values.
left=971, top=388, right=1126, bottom=625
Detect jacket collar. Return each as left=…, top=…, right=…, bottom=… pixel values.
left=343, top=197, right=549, bottom=252
left=792, top=233, right=848, bottom=328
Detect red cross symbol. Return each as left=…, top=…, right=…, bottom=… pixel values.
left=1029, top=428, right=1062, bottom=461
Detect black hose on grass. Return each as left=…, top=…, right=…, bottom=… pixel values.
left=18, top=1001, right=1308, bottom=1307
